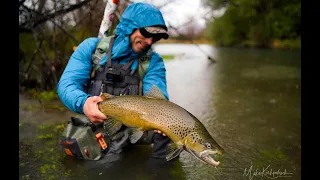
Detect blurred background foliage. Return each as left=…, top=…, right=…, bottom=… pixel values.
left=19, top=0, right=300, bottom=99
left=203, top=0, right=300, bottom=48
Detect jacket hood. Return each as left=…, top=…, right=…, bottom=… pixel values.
left=110, top=2, right=167, bottom=61
left=116, top=2, right=167, bottom=36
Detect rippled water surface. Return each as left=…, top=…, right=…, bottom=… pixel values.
left=19, top=44, right=301, bottom=180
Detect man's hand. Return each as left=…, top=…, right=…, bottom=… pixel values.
left=154, top=130, right=166, bottom=136
left=83, top=96, right=107, bottom=123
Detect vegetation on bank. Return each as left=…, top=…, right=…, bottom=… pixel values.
left=24, top=89, right=59, bottom=102
left=158, top=38, right=213, bottom=45
left=159, top=38, right=300, bottom=50
left=203, top=0, right=300, bottom=50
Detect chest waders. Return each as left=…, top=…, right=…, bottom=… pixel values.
left=60, top=35, right=151, bottom=161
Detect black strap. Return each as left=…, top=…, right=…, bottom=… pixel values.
left=106, top=37, right=116, bottom=69
left=104, top=37, right=136, bottom=73
left=121, top=58, right=136, bottom=71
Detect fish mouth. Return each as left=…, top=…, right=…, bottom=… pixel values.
left=199, top=149, right=223, bottom=167
left=188, top=149, right=222, bottom=167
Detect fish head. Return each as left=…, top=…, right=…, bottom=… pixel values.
left=184, top=132, right=224, bottom=167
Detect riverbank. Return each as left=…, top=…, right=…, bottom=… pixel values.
left=159, top=38, right=301, bottom=51
left=19, top=93, right=76, bottom=125
left=158, top=38, right=213, bottom=45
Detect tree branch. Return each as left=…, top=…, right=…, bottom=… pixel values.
left=20, top=0, right=93, bottom=31
left=19, top=0, right=26, bottom=7
left=49, top=19, right=79, bottom=44
left=25, top=40, right=43, bottom=75
left=167, top=22, right=216, bottom=63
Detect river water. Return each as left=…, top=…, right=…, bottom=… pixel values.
left=19, top=43, right=301, bottom=180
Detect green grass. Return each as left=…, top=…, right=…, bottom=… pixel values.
left=162, top=55, right=175, bottom=61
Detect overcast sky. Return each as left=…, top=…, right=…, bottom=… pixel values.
left=135, top=0, right=209, bottom=29
left=132, top=0, right=226, bottom=34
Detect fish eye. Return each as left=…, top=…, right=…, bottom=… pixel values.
left=204, top=143, right=211, bottom=148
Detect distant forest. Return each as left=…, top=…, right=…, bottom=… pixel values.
left=204, top=0, right=300, bottom=49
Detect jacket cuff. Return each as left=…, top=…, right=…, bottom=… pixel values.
left=76, top=94, right=91, bottom=114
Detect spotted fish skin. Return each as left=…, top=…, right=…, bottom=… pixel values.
left=98, top=86, right=224, bottom=167
left=100, top=96, right=202, bottom=140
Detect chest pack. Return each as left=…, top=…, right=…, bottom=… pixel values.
left=86, top=35, right=152, bottom=96
left=60, top=35, right=152, bottom=161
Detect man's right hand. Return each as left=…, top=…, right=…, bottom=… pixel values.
left=83, top=96, right=107, bottom=123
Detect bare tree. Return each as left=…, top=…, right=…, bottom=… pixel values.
left=19, top=0, right=102, bottom=91
left=19, top=0, right=214, bottom=92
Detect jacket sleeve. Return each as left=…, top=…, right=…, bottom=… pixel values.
left=57, top=38, right=100, bottom=114
left=142, top=52, right=169, bottom=100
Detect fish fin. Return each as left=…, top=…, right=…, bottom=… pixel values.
left=103, top=118, right=123, bottom=136
left=143, top=85, right=167, bottom=100
left=100, top=93, right=115, bottom=100
left=128, top=128, right=144, bottom=144
left=166, top=143, right=184, bottom=161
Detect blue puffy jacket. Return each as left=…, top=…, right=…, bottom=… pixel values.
left=57, top=2, right=169, bottom=114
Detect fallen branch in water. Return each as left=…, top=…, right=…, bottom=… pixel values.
left=167, top=21, right=216, bottom=63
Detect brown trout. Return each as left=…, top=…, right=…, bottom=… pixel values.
left=98, top=85, right=224, bottom=167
